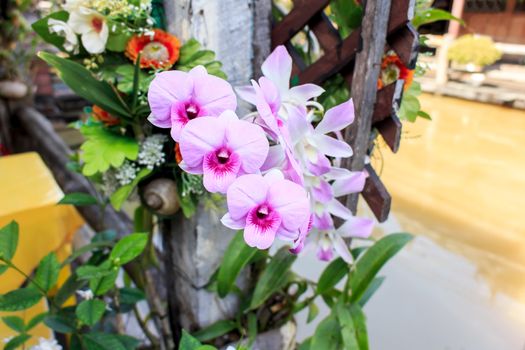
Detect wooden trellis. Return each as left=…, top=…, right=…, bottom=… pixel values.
left=271, top=0, right=419, bottom=222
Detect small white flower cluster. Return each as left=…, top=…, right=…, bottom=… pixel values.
left=76, top=289, right=94, bottom=300
left=138, top=134, right=167, bottom=170
left=115, top=160, right=139, bottom=186
left=102, top=170, right=119, bottom=196
left=29, top=338, right=62, bottom=350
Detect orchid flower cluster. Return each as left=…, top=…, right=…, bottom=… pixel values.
left=148, top=46, right=374, bottom=261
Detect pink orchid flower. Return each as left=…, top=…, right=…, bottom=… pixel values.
left=179, top=111, right=269, bottom=193
left=237, top=45, right=324, bottom=111
left=221, top=170, right=310, bottom=250
left=147, top=65, right=237, bottom=141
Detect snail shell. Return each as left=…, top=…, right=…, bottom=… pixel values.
left=142, top=178, right=180, bottom=215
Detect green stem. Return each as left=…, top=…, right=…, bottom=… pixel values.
left=1, top=259, right=47, bottom=296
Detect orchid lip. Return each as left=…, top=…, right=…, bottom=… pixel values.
left=216, top=148, right=231, bottom=164
left=256, top=204, right=270, bottom=219
left=185, top=103, right=199, bottom=120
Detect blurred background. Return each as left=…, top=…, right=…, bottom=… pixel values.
left=1, top=0, right=524, bottom=349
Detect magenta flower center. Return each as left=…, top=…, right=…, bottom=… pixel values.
left=256, top=204, right=270, bottom=219
left=185, top=102, right=199, bottom=120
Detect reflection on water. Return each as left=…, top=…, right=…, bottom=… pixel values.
left=367, top=94, right=525, bottom=349
left=295, top=94, right=525, bottom=349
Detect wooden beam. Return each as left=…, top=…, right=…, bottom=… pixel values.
left=271, top=0, right=330, bottom=47
left=342, top=0, right=393, bottom=214
left=388, top=23, right=419, bottom=69
left=372, top=80, right=404, bottom=124
left=362, top=164, right=391, bottom=222
left=375, top=114, right=402, bottom=153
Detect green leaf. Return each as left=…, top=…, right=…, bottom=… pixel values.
left=110, top=169, right=152, bottom=210
left=336, top=306, right=359, bottom=349
left=79, top=124, right=139, bottom=176
left=307, top=302, right=319, bottom=323
left=83, top=333, right=139, bottom=350
left=90, top=269, right=118, bottom=296
left=25, top=312, right=48, bottom=331
left=0, top=264, right=8, bottom=276
left=54, top=274, right=87, bottom=306
left=298, top=338, right=312, bottom=350
left=0, top=221, right=19, bottom=261
left=349, top=233, right=412, bottom=303
left=2, top=316, right=25, bottom=333
left=316, top=257, right=349, bottom=295
left=350, top=305, right=369, bottom=350
left=77, top=264, right=114, bottom=280
left=217, top=231, right=258, bottom=297
left=32, top=11, right=70, bottom=51
left=61, top=241, right=114, bottom=267
left=0, top=288, right=42, bottom=312
left=179, top=330, right=202, bottom=350
left=358, top=276, right=385, bottom=307
left=38, top=52, right=131, bottom=118
left=310, top=315, right=342, bottom=350
left=192, top=320, right=236, bottom=342
left=76, top=299, right=106, bottom=326
left=176, top=39, right=227, bottom=79
left=119, top=287, right=145, bottom=305
left=398, top=92, right=420, bottom=122
left=58, top=192, right=99, bottom=206
left=33, top=253, right=60, bottom=292
left=331, top=0, right=363, bottom=36
left=412, top=9, right=464, bottom=29
left=417, top=110, right=432, bottom=120
left=44, top=314, right=76, bottom=333
left=195, top=346, right=215, bottom=350
left=249, top=247, right=296, bottom=310
left=110, top=233, right=148, bottom=265
left=106, top=31, right=132, bottom=52
left=4, top=334, right=31, bottom=350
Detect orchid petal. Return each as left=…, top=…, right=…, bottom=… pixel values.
left=288, top=84, right=325, bottom=104
left=221, top=212, right=246, bottom=230
left=226, top=174, right=269, bottom=220
left=244, top=207, right=281, bottom=249
left=235, top=85, right=257, bottom=105
left=311, top=134, right=353, bottom=158
left=332, top=235, right=354, bottom=263
left=202, top=151, right=241, bottom=193
left=336, top=216, right=374, bottom=239
left=332, top=171, right=367, bottom=197
left=226, top=117, right=269, bottom=174
left=315, top=99, right=355, bottom=135
left=268, top=179, right=309, bottom=231
left=326, top=199, right=353, bottom=220
left=179, top=117, right=226, bottom=168
left=260, top=145, right=285, bottom=172
left=261, top=45, right=292, bottom=96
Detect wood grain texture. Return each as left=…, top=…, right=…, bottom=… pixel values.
left=388, top=23, right=419, bottom=69
left=362, top=164, right=392, bottom=222
left=343, top=0, right=393, bottom=215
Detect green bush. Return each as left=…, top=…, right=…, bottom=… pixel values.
left=448, top=34, right=502, bottom=67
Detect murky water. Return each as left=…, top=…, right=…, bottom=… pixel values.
left=295, top=94, right=525, bottom=349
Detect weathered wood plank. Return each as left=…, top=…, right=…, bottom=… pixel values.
left=308, top=11, right=341, bottom=51
left=372, top=80, right=404, bottom=124
left=271, top=0, right=330, bottom=47
left=388, top=24, right=419, bottom=69
left=342, top=0, right=393, bottom=213
left=362, top=164, right=391, bottom=222
left=375, top=114, right=402, bottom=153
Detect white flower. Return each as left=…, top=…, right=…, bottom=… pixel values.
left=115, top=161, right=138, bottom=186
left=3, top=337, right=13, bottom=344
left=68, top=8, right=108, bottom=54
left=48, top=19, right=79, bottom=54
left=138, top=135, right=167, bottom=170
left=63, top=0, right=89, bottom=12
left=29, top=338, right=62, bottom=350
left=76, top=289, right=94, bottom=300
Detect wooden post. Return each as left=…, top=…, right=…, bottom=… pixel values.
left=162, top=0, right=272, bottom=338
left=343, top=0, right=393, bottom=212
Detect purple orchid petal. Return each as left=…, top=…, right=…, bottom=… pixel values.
left=288, top=84, right=325, bottom=104
left=315, top=99, right=355, bottom=135
left=226, top=174, right=269, bottom=220
left=306, top=153, right=331, bottom=176
left=283, top=147, right=304, bottom=185
left=332, top=235, right=353, bottom=263
left=225, top=115, right=269, bottom=174
left=312, top=180, right=333, bottom=204
left=191, top=67, right=237, bottom=116
left=244, top=206, right=282, bottom=249
left=317, top=245, right=333, bottom=261
left=220, top=212, right=246, bottom=230
left=235, top=85, right=257, bottom=105
left=261, top=45, right=292, bottom=96
left=260, top=145, right=285, bottom=172
left=267, top=179, right=310, bottom=231
left=336, top=216, right=374, bottom=239
left=252, top=78, right=281, bottom=138
left=179, top=116, right=226, bottom=168
left=311, top=134, right=353, bottom=158
left=286, top=105, right=309, bottom=145
left=203, top=150, right=241, bottom=193
left=263, top=169, right=285, bottom=184
left=178, top=161, right=203, bottom=174
left=325, top=167, right=353, bottom=180
left=313, top=212, right=334, bottom=230
left=289, top=214, right=312, bottom=254
left=332, top=171, right=367, bottom=197
left=148, top=71, right=193, bottom=129
left=326, top=199, right=353, bottom=220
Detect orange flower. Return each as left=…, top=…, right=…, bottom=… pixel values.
left=125, top=29, right=181, bottom=69
left=92, top=105, right=120, bottom=126
left=378, top=54, right=414, bottom=91
left=175, top=143, right=183, bottom=164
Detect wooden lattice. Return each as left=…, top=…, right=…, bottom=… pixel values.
left=271, top=0, right=419, bottom=222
